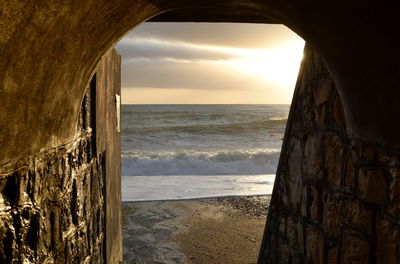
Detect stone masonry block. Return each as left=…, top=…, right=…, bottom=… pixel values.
left=301, top=186, right=308, bottom=217
left=289, top=176, right=303, bottom=211
left=360, top=147, right=374, bottom=161
left=287, top=217, right=298, bottom=250
left=340, top=229, right=369, bottom=264
left=390, top=178, right=400, bottom=217
left=288, top=138, right=302, bottom=183
left=331, top=91, right=346, bottom=128
left=277, top=238, right=290, bottom=264
left=306, top=226, right=324, bottom=264
left=308, top=185, right=319, bottom=222
left=314, top=104, right=326, bottom=127
left=376, top=217, right=400, bottom=263
left=358, top=169, right=387, bottom=205
left=313, top=77, right=331, bottom=105
left=303, top=136, right=323, bottom=179
left=326, top=241, right=339, bottom=264
left=343, top=153, right=356, bottom=194
left=342, top=199, right=372, bottom=235
left=324, top=135, right=343, bottom=188
left=322, top=193, right=342, bottom=237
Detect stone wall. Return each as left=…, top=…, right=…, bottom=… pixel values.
left=259, top=45, right=400, bottom=263
left=0, top=88, right=105, bottom=264
left=0, top=50, right=121, bottom=263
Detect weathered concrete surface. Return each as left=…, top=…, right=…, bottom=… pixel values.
left=1, top=1, right=400, bottom=162
left=259, top=45, right=400, bottom=263
left=95, top=49, right=123, bottom=264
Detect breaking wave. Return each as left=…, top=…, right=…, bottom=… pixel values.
left=122, top=149, right=280, bottom=176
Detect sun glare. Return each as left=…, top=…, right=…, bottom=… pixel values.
left=222, top=41, right=305, bottom=91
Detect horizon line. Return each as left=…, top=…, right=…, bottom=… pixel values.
left=121, top=103, right=291, bottom=105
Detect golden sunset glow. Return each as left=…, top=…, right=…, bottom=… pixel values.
left=117, top=23, right=305, bottom=104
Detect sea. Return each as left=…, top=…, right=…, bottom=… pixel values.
left=121, top=104, right=289, bottom=201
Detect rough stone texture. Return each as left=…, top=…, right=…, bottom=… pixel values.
left=0, top=96, right=105, bottom=264
left=259, top=45, right=400, bottom=263
left=0, top=50, right=121, bottom=263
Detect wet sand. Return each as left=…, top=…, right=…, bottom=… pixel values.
left=122, top=196, right=270, bottom=264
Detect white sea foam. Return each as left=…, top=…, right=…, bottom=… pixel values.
left=121, top=149, right=280, bottom=176
left=121, top=174, right=276, bottom=201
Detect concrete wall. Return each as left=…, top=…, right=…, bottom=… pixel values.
left=95, top=50, right=123, bottom=264
left=0, top=50, right=121, bottom=263
left=259, top=45, right=400, bottom=263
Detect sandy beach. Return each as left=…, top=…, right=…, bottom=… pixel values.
left=122, top=195, right=271, bottom=264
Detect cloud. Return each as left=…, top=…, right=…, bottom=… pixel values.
left=114, top=22, right=305, bottom=104
left=116, top=38, right=239, bottom=62
left=115, top=34, right=273, bottom=91
left=120, top=58, right=275, bottom=91
left=122, top=22, right=303, bottom=49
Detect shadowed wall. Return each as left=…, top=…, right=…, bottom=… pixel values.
left=259, top=45, right=400, bottom=263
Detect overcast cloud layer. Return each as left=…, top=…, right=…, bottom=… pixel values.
left=117, top=38, right=240, bottom=62
left=115, top=22, right=304, bottom=103
left=122, top=22, right=300, bottom=49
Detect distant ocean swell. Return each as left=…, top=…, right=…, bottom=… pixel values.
left=123, top=118, right=288, bottom=135
left=122, top=149, right=281, bottom=176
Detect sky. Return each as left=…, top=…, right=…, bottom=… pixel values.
left=115, top=22, right=305, bottom=104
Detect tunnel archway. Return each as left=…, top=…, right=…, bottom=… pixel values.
left=1, top=1, right=399, bottom=162
left=1, top=1, right=400, bottom=263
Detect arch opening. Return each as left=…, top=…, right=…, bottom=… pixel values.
left=116, top=21, right=304, bottom=263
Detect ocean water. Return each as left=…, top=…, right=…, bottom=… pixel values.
left=121, top=104, right=289, bottom=201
